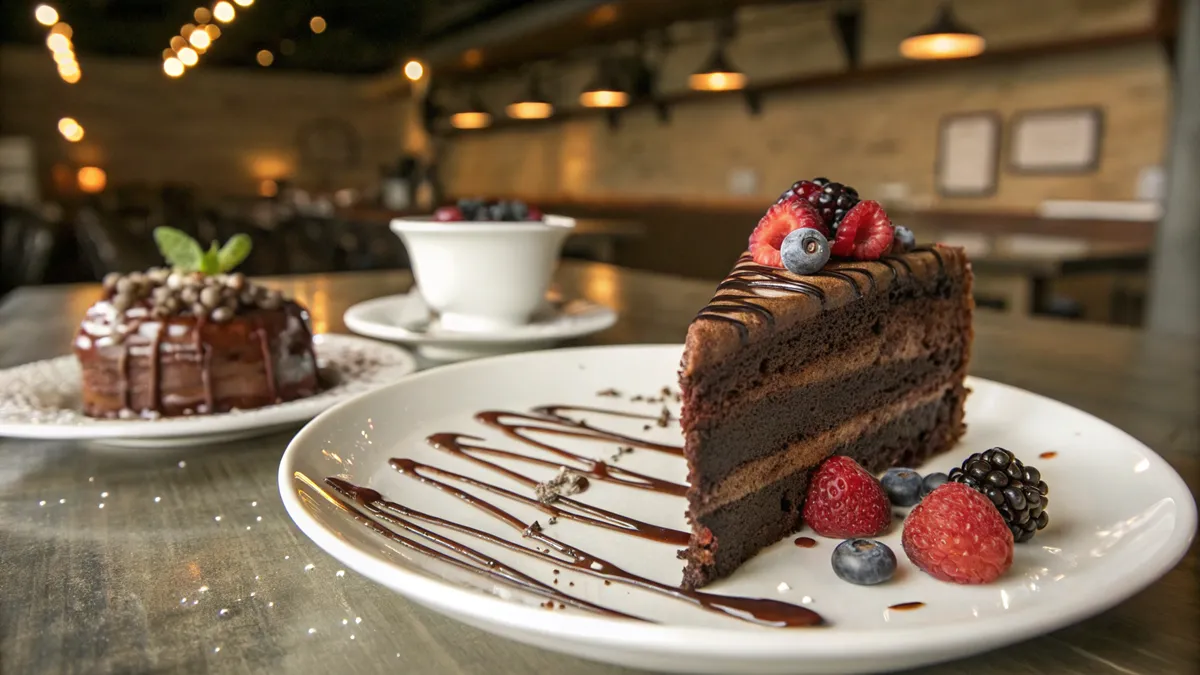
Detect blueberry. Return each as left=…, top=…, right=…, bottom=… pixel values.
left=893, top=226, right=916, bottom=251
left=881, top=468, right=923, bottom=506
left=488, top=202, right=508, bottom=221
left=510, top=200, right=529, bottom=221
left=831, top=539, right=896, bottom=586
left=780, top=228, right=830, bottom=275
left=921, top=472, right=948, bottom=497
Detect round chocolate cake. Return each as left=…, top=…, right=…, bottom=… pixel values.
left=74, top=230, right=320, bottom=419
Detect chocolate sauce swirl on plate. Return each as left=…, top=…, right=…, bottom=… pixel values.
left=317, top=404, right=822, bottom=628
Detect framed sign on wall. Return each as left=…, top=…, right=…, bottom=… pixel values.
left=935, top=112, right=1001, bottom=197
left=1009, top=107, right=1103, bottom=173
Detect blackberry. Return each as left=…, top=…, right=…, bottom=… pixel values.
left=775, top=177, right=859, bottom=234
left=948, top=447, right=1049, bottom=543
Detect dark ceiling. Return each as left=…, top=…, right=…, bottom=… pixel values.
left=0, top=0, right=551, bottom=74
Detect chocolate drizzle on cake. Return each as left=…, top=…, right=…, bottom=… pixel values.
left=317, top=405, right=823, bottom=628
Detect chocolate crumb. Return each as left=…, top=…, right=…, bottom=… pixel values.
left=604, top=580, right=612, bottom=586
left=609, top=445, right=634, bottom=462
left=597, top=388, right=621, bottom=397
left=643, top=424, right=652, bottom=431
left=568, top=582, right=574, bottom=587
left=534, top=467, right=590, bottom=503
left=522, top=521, right=543, bottom=537
left=557, top=603, right=565, bottom=610
left=656, top=405, right=673, bottom=428
left=552, top=570, right=559, bottom=575
left=547, top=517, right=558, bottom=525
left=553, top=579, right=558, bottom=585
left=631, top=395, right=644, bottom=402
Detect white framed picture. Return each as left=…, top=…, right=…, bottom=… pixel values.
left=936, top=112, right=1001, bottom=197
left=1010, top=107, right=1103, bottom=173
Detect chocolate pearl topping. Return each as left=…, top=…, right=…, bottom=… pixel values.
left=102, top=267, right=292, bottom=324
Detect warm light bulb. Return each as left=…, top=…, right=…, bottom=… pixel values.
left=53, top=49, right=75, bottom=65
left=204, top=24, right=221, bottom=39
left=170, top=35, right=187, bottom=51
left=309, top=16, right=326, bottom=34
left=193, top=7, right=211, bottom=23
left=164, top=57, right=185, bottom=77
left=48, top=22, right=72, bottom=38
left=403, top=60, right=423, bottom=81
left=177, top=47, right=198, bottom=66
left=256, top=49, right=274, bottom=66
left=77, top=167, right=107, bottom=193
left=579, top=90, right=628, bottom=108
left=899, top=33, right=985, bottom=60
left=61, top=70, right=81, bottom=84
left=234, top=0, right=254, bottom=6
left=506, top=101, right=553, bottom=119
left=259, top=179, right=278, bottom=198
left=213, top=1, right=235, bottom=22
left=449, top=111, right=492, bottom=130
left=189, top=30, right=211, bottom=49
left=180, top=23, right=196, bottom=38
left=35, top=5, right=59, bottom=26
left=46, top=33, right=71, bottom=52
left=57, top=61, right=79, bottom=78
left=688, top=71, right=746, bottom=92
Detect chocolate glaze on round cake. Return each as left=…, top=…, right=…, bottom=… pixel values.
left=74, top=268, right=319, bottom=419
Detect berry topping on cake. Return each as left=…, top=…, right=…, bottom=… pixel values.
left=949, top=448, right=1049, bottom=543
left=903, top=482, right=1014, bottom=584
left=892, top=225, right=916, bottom=253
left=780, top=228, right=831, bottom=275
left=831, top=200, right=894, bottom=260
left=880, top=468, right=923, bottom=507
left=776, top=178, right=860, bottom=233
left=802, top=456, right=892, bottom=538
left=831, top=539, right=897, bottom=585
left=749, top=200, right=827, bottom=267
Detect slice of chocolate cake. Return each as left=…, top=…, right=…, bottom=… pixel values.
left=678, top=186, right=972, bottom=588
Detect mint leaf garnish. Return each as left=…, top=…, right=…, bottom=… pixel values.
left=217, top=233, right=253, bottom=273
left=153, top=227, right=203, bottom=271
left=199, top=242, right=221, bottom=275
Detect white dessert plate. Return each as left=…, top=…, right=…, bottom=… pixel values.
left=279, top=344, right=1196, bottom=674
left=343, top=291, right=617, bottom=362
left=0, top=334, right=417, bottom=447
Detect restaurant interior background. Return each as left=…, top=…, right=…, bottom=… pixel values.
left=1, top=0, right=1197, bottom=337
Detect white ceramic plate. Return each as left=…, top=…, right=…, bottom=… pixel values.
left=343, top=291, right=616, bottom=362
left=0, top=334, right=416, bottom=447
left=279, top=345, right=1196, bottom=674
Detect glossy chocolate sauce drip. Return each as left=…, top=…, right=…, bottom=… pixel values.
left=321, top=405, right=823, bottom=628
left=255, top=318, right=278, bottom=403
left=888, top=601, right=925, bottom=611
left=148, top=325, right=162, bottom=412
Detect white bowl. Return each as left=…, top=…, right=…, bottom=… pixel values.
left=390, top=215, right=575, bottom=333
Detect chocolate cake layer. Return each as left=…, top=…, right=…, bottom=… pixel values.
left=682, top=384, right=968, bottom=589
left=75, top=301, right=319, bottom=418
left=678, top=245, right=973, bottom=588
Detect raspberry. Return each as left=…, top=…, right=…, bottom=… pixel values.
left=832, top=200, right=894, bottom=260
left=749, top=200, right=826, bottom=267
left=902, top=482, right=1014, bottom=585
left=802, top=456, right=891, bottom=538
left=434, top=206, right=463, bottom=221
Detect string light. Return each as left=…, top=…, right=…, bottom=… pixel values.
left=35, top=5, right=58, bottom=26
left=188, top=30, right=211, bottom=49
left=403, top=60, right=423, bottom=81
left=204, top=24, right=221, bottom=39
left=177, top=46, right=199, bottom=66
left=193, top=7, right=211, bottom=23
left=48, top=22, right=71, bottom=38
left=58, top=117, right=84, bottom=142
left=234, top=0, right=254, bottom=6
left=213, top=2, right=235, bottom=23
left=164, top=57, right=185, bottom=77
left=46, top=33, right=71, bottom=52
left=256, top=49, right=273, bottom=66
left=77, top=167, right=107, bottom=194
left=309, top=16, right=326, bottom=34
left=61, top=70, right=80, bottom=84
left=170, top=35, right=187, bottom=51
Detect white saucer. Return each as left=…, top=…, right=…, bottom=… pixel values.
left=0, top=334, right=416, bottom=447
left=343, top=291, right=617, bottom=362
left=279, top=345, right=1196, bottom=674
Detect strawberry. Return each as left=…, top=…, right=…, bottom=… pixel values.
left=902, top=482, right=1014, bottom=585
left=749, top=200, right=827, bottom=267
left=802, top=456, right=891, bottom=538
left=831, top=200, right=894, bottom=260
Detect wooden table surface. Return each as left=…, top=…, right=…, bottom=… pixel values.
left=1, top=262, right=1196, bottom=675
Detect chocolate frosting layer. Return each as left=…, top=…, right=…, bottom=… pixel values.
left=74, top=300, right=319, bottom=418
